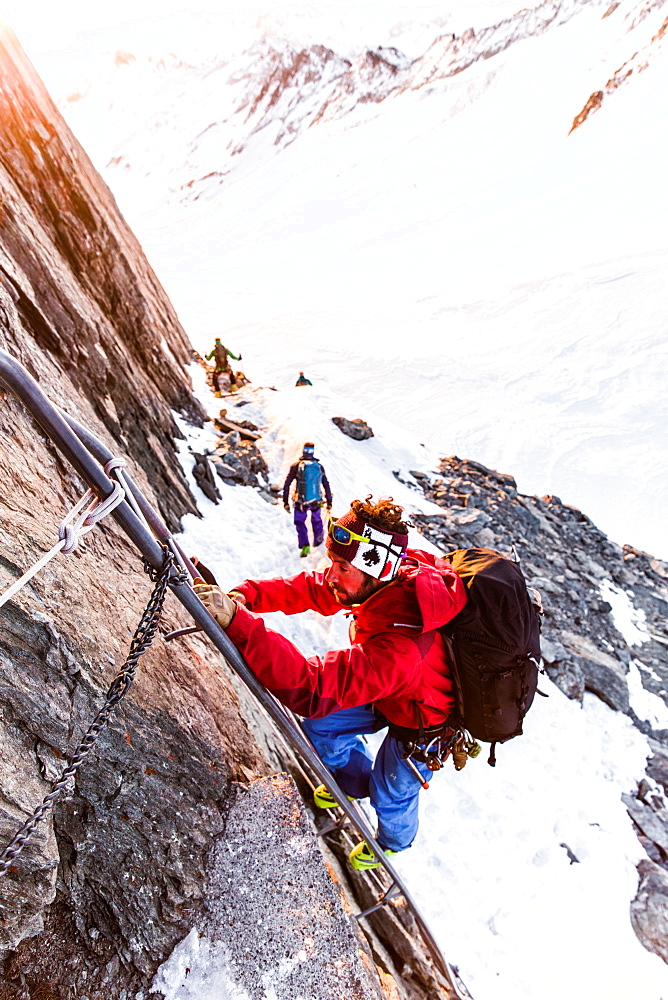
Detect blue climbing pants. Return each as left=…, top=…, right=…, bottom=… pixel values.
left=301, top=704, right=434, bottom=853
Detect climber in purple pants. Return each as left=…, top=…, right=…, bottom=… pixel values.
left=293, top=506, right=324, bottom=549
left=283, top=442, right=333, bottom=556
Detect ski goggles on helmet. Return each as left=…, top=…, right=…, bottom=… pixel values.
left=328, top=520, right=372, bottom=546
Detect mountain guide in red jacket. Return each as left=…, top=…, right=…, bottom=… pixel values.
left=195, top=496, right=467, bottom=869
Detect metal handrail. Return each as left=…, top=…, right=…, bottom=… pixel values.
left=0, top=346, right=471, bottom=999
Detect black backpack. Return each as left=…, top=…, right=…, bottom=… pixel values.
left=441, top=548, right=542, bottom=765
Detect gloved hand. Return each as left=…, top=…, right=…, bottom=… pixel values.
left=227, top=589, right=248, bottom=606
left=193, top=584, right=238, bottom=629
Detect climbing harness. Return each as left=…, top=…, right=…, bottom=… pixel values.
left=0, top=348, right=473, bottom=1000
left=0, top=547, right=181, bottom=878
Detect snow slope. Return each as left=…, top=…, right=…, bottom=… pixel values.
left=14, top=0, right=667, bottom=559
left=153, top=366, right=668, bottom=1000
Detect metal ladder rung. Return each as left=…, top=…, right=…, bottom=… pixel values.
left=356, top=881, right=403, bottom=920
left=316, top=815, right=351, bottom=837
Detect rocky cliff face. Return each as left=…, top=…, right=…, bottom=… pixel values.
left=0, top=24, right=202, bottom=532
left=0, top=22, right=273, bottom=997
left=0, top=28, right=449, bottom=1000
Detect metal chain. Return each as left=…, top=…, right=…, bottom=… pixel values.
left=0, top=547, right=184, bottom=878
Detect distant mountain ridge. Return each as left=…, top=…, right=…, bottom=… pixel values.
left=57, top=0, right=668, bottom=207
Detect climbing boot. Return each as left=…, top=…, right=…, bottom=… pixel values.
left=300, top=545, right=311, bottom=557
left=349, top=841, right=397, bottom=872
left=313, top=784, right=355, bottom=809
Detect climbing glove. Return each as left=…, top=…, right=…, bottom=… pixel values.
left=193, top=584, right=238, bottom=629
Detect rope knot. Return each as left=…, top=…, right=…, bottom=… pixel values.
left=103, top=457, right=127, bottom=475
left=58, top=523, right=78, bottom=555
left=0, top=476, right=124, bottom=610
left=58, top=481, right=125, bottom=554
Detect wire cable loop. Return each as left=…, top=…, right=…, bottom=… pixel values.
left=0, top=479, right=125, bottom=611
left=58, top=480, right=125, bottom=554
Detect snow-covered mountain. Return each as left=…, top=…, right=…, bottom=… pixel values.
left=21, top=0, right=667, bottom=562
left=4, top=2, right=668, bottom=997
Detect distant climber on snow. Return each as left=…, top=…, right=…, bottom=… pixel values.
left=206, top=337, right=242, bottom=393
left=282, top=442, right=332, bottom=557
left=194, top=496, right=468, bottom=871
left=295, top=371, right=312, bottom=386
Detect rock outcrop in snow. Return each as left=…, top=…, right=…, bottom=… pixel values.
left=332, top=415, right=375, bottom=440
left=570, top=2, right=668, bottom=131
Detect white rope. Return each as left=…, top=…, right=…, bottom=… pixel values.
left=0, top=478, right=126, bottom=611
left=104, top=457, right=150, bottom=531
left=0, top=540, right=68, bottom=609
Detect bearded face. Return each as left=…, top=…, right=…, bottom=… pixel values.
left=325, top=553, right=382, bottom=606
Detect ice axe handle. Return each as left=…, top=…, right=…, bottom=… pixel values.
left=405, top=755, right=430, bottom=789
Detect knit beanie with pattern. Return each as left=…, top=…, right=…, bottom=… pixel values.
left=327, top=509, right=409, bottom=581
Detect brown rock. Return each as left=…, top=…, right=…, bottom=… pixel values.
left=331, top=415, right=374, bottom=440
left=0, top=25, right=204, bottom=532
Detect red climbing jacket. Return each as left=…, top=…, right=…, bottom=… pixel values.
left=225, top=550, right=468, bottom=728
